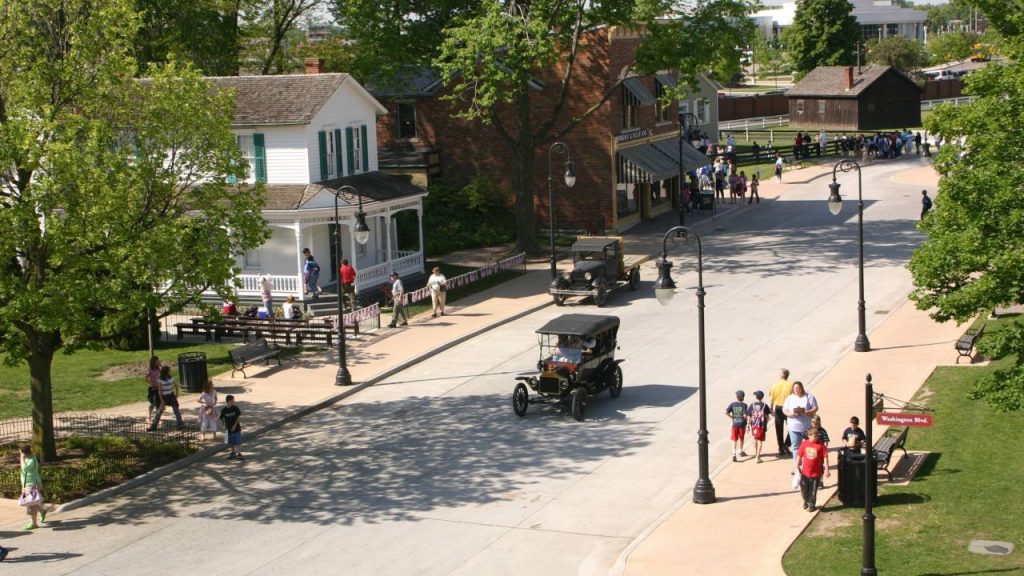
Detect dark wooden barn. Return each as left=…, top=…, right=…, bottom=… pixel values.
left=787, top=66, right=922, bottom=131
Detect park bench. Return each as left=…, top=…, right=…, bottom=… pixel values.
left=228, top=338, right=282, bottom=378
left=175, top=319, right=218, bottom=341
left=293, top=325, right=335, bottom=347
left=955, top=323, right=985, bottom=364
left=873, top=427, right=909, bottom=480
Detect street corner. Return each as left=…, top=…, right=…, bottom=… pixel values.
left=888, top=163, right=940, bottom=188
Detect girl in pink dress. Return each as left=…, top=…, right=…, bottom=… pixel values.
left=197, top=380, right=218, bottom=440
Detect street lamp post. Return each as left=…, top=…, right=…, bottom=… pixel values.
left=331, top=185, right=371, bottom=386
left=862, top=373, right=877, bottom=575
left=827, top=159, right=871, bottom=352
left=678, top=112, right=699, bottom=226
left=547, top=142, right=576, bottom=279
left=654, top=225, right=715, bottom=504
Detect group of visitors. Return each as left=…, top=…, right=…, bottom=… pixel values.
left=726, top=368, right=868, bottom=512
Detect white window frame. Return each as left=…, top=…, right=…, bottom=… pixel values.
left=352, top=125, right=364, bottom=173
left=236, top=134, right=254, bottom=181
left=325, top=127, right=337, bottom=178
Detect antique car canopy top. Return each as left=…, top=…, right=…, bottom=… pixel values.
left=536, top=313, right=620, bottom=337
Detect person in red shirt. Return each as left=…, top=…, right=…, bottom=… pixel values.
left=339, top=259, right=356, bottom=312
left=797, top=427, right=830, bottom=511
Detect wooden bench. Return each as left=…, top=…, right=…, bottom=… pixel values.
left=873, top=427, right=909, bottom=480
left=955, top=324, right=985, bottom=364
left=175, top=320, right=218, bottom=341
left=293, top=326, right=334, bottom=347
left=228, top=338, right=282, bottom=378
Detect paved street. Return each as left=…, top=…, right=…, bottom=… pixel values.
left=1, top=157, right=942, bottom=575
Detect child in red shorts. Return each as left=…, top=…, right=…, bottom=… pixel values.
left=747, top=390, right=771, bottom=463
left=725, top=390, right=749, bottom=461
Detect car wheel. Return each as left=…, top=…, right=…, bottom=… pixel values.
left=628, top=268, right=640, bottom=291
left=552, top=293, right=566, bottom=306
left=594, top=279, right=609, bottom=307
left=571, top=387, right=586, bottom=421
left=608, top=364, right=623, bottom=398
left=513, top=383, right=529, bottom=417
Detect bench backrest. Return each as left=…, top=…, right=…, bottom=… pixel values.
left=230, top=338, right=272, bottom=360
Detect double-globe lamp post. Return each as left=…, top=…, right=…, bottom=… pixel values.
left=547, top=142, right=577, bottom=279
left=678, top=112, right=698, bottom=226
left=332, top=185, right=371, bottom=386
left=827, top=159, right=871, bottom=353
left=654, top=225, right=715, bottom=504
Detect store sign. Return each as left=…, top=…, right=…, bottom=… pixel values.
left=876, top=412, right=933, bottom=427
left=616, top=128, right=649, bottom=143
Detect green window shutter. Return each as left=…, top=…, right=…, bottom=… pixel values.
left=253, top=133, right=267, bottom=183
left=345, top=127, right=355, bottom=176
left=318, top=130, right=328, bottom=181
left=333, top=129, right=343, bottom=177
left=361, top=125, right=369, bottom=172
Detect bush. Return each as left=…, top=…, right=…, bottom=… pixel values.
left=423, top=176, right=514, bottom=255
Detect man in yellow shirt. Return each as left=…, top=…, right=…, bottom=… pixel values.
left=768, top=368, right=793, bottom=456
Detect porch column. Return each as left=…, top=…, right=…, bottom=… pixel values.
left=385, top=208, right=394, bottom=272
left=294, top=222, right=304, bottom=298
left=416, top=206, right=425, bottom=270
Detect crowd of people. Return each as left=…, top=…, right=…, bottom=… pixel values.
left=727, top=368, right=866, bottom=512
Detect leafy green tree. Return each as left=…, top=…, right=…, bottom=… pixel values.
left=925, top=30, right=978, bottom=63
left=334, top=0, right=756, bottom=252
left=910, top=1, right=1024, bottom=411
left=752, top=35, right=788, bottom=80
left=782, top=0, right=859, bottom=79
left=240, top=0, right=321, bottom=74
left=867, top=36, right=925, bottom=73
left=0, top=0, right=268, bottom=459
left=135, top=0, right=240, bottom=75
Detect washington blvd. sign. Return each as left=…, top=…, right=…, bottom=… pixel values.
left=877, top=412, right=934, bottom=427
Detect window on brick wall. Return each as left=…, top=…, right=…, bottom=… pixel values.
left=655, top=81, right=671, bottom=124
left=398, top=103, right=417, bottom=139
left=622, top=85, right=640, bottom=130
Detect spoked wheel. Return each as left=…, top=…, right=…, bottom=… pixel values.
left=628, top=268, right=640, bottom=291
left=552, top=294, right=567, bottom=306
left=608, top=364, right=623, bottom=398
left=594, top=280, right=609, bottom=307
left=513, top=383, right=529, bottom=417
left=571, top=387, right=587, bottom=422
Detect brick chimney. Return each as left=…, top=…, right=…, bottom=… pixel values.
left=304, top=57, right=325, bottom=74
left=846, top=66, right=854, bottom=90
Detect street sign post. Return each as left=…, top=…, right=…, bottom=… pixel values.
left=876, top=412, right=933, bottom=427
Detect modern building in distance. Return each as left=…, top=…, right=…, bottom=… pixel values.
left=753, top=0, right=927, bottom=43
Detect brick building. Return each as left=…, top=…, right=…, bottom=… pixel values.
left=372, top=26, right=716, bottom=234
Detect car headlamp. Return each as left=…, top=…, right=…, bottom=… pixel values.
left=584, top=272, right=593, bottom=281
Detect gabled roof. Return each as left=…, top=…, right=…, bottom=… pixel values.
left=206, top=73, right=387, bottom=126
left=261, top=171, right=427, bottom=211
left=786, top=66, right=921, bottom=98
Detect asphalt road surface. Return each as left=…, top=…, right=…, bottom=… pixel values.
left=7, top=159, right=932, bottom=575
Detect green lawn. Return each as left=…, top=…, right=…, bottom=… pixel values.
left=783, top=315, right=1024, bottom=575
left=0, top=342, right=241, bottom=420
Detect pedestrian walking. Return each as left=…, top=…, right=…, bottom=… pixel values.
left=725, top=390, right=749, bottom=461
left=783, top=381, right=819, bottom=464
left=768, top=369, right=792, bottom=456
left=774, top=156, right=784, bottom=183
left=810, top=415, right=830, bottom=447
left=747, top=390, right=771, bottom=463
left=149, top=365, right=184, bottom=431
left=304, top=253, right=322, bottom=299
left=259, top=275, right=274, bottom=315
left=387, top=272, right=408, bottom=328
left=219, top=395, right=244, bottom=459
left=19, top=445, right=46, bottom=530
left=197, top=380, right=218, bottom=441
left=748, top=173, right=760, bottom=204
left=0, top=544, right=8, bottom=561
left=146, top=355, right=161, bottom=425
left=921, top=189, right=932, bottom=220
left=797, top=428, right=830, bottom=511
left=339, top=258, right=357, bottom=312
left=914, top=131, right=922, bottom=155
left=428, top=266, right=448, bottom=317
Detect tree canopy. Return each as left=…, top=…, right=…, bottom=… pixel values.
left=0, top=0, right=268, bottom=458
left=782, top=0, right=859, bottom=79
left=910, top=1, right=1024, bottom=411
left=867, top=36, right=925, bottom=74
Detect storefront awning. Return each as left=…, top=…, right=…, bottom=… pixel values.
left=617, top=143, right=680, bottom=182
left=622, top=77, right=656, bottom=105
left=652, top=138, right=711, bottom=174
left=656, top=74, right=677, bottom=89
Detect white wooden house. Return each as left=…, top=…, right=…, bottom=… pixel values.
left=208, top=69, right=428, bottom=302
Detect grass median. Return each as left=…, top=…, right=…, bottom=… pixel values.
left=783, top=314, right=1024, bottom=575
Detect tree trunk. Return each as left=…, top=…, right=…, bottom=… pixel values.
left=27, top=330, right=58, bottom=462
left=512, top=89, right=541, bottom=253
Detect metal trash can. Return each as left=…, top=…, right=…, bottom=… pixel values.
left=177, top=352, right=208, bottom=393
left=838, top=449, right=876, bottom=507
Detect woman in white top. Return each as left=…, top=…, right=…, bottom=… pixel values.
left=428, top=266, right=448, bottom=317
left=283, top=295, right=300, bottom=320
left=783, top=381, right=819, bottom=463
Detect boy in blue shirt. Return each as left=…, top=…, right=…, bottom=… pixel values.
left=725, top=390, right=749, bottom=461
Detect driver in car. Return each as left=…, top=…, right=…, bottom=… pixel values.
left=552, top=336, right=581, bottom=363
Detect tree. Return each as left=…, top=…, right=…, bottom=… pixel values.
left=334, top=0, right=756, bottom=252
left=0, top=0, right=268, bottom=459
left=752, top=35, right=788, bottom=81
left=867, top=36, right=925, bottom=73
left=782, top=0, right=859, bottom=79
left=135, top=0, right=241, bottom=76
left=909, top=1, right=1024, bottom=411
left=240, top=0, right=323, bottom=74
left=926, top=30, right=978, bottom=63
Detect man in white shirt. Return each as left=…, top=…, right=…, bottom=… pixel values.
left=387, top=272, right=408, bottom=328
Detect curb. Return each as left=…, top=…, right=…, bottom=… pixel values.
left=56, top=297, right=555, bottom=514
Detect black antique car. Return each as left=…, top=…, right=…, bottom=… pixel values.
left=512, top=314, right=623, bottom=421
left=549, top=237, right=640, bottom=307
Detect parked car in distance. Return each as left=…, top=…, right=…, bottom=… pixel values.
left=549, top=237, right=640, bottom=307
